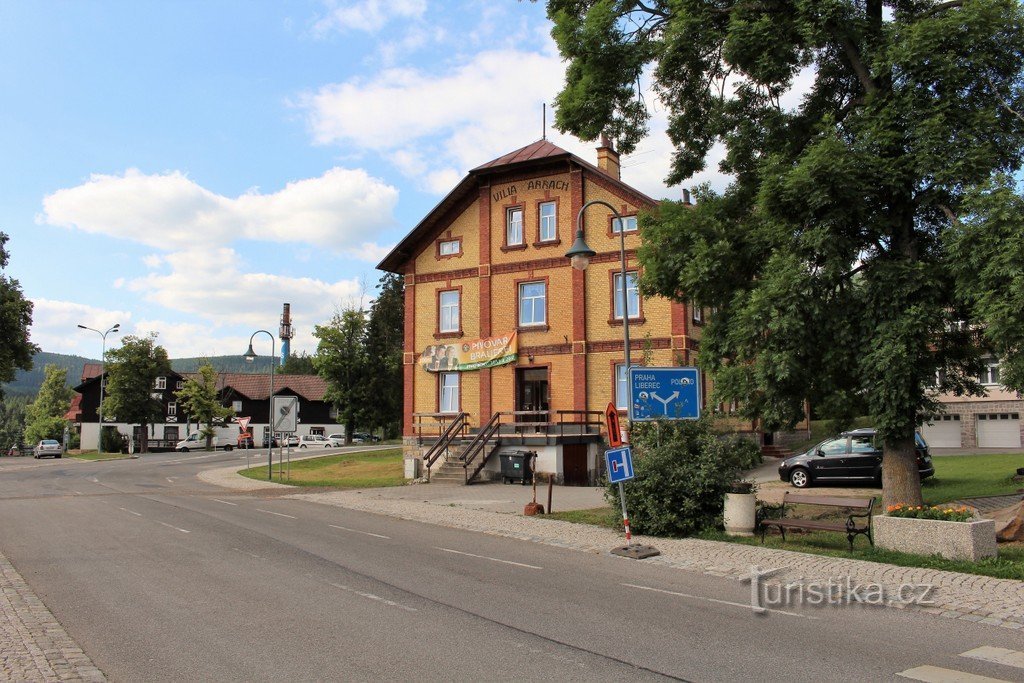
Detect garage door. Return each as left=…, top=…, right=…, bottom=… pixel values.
left=921, top=415, right=962, bottom=448
left=977, top=413, right=1021, bottom=448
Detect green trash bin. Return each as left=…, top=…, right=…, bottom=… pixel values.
left=499, top=450, right=534, bottom=485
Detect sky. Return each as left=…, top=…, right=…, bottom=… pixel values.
left=0, top=0, right=734, bottom=361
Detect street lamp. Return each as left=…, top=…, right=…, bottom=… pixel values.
left=77, top=323, right=120, bottom=452
left=244, top=330, right=275, bottom=480
left=567, top=199, right=658, bottom=559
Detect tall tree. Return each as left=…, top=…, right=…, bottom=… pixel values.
left=0, top=232, right=38, bottom=400
left=0, top=395, right=29, bottom=450
left=23, top=364, right=73, bottom=444
left=313, top=309, right=368, bottom=444
left=363, top=272, right=404, bottom=438
left=546, top=0, right=1024, bottom=506
left=176, top=361, right=234, bottom=450
left=277, top=351, right=316, bottom=375
left=102, top=333, right=171, bottom=453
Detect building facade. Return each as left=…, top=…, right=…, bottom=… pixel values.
left=923, top=357, right=1023, bottom=448
left=379, top=139, right=707, bottom=483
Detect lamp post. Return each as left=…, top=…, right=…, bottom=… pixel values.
left=243, top=330, right=275, bottom=480
left=567, top=199, right=658, bottom=559
left=77, top=323, right=120, bottom=452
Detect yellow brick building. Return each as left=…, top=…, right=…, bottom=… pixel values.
left=378, top=139, right=707, bottom=483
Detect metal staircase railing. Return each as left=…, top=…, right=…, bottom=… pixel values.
left=423, top=412, right=468, bottom=479
left=462, top=412, right=503, bottom=484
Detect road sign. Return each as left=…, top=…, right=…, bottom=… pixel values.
left=271, top=396, right=298, bottom=433
left=604, top=402, right=623, bottom=448
left=236, top=416, right=251, bottom=432
left=605, top=446, right=634, bottom=484
left=629, top=367, right=701, bottom=421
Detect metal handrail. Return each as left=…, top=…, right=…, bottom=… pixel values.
left=423, top=412, right=468, bottom=472
left=463, top=412, right=503, bottom=483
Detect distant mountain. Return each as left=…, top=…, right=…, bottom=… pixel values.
left=3, top=352, right=278, bottom=398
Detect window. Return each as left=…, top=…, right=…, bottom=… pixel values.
left=613, top=272, right=640, bottom=319
left=150, top=392, right=162, bottom=401
left=154, top=377, right=166, bottom=390
left=439, top=290, right=460, bottom=333
left=232, top=400, right=242, bottom=412
left=440, top=373, right=459, bottom=413
left=611, top=215, right=638, bottom=234
left=518, top=281, right=546, bottom=326
left=167, top=402, right=177, bottom=417
left=849, top=434, right=876, bottom=453
left=978, top=359, right=1000, bottom=386
left=439, top=239, right=460, bottom=256
left=692, top=305, right=703, bottom=325
left=176, top=380, right=184, bottom=389
left=819, top=438, right=847, bottom=455
left=615, top=364, right=628, bottom=410
left=506, top=207, right=524, bottom=246
left=539, top=201, right=557, bottom=242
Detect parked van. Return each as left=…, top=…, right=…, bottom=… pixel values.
left=175, top=429, right=236, bottom=452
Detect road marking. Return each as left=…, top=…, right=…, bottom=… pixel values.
left=118, top=507, right=142, bottom=517
left=329, top=524, right=390, bottom=539
left=212, top=498, right=238, bottom=506
left=329, top=583, right=417, bottom=612
left=961, top=647, right=1024, bottom=670
left=166, top=477, right=176, bottom=483
left=88, top=477, right=98, bottom=483
left=231, top=547, right=265, bottom=560
left=436, top=547, right=542, bottom=570
left=256, top=508, right=297, bottom=519
left=72, top=490, right=83, bottom=495
left=622, top=583, right=817, bottom=620
left=897, top=665, right=1011, bottom=682
left=159, top=522, right=191, bottom=534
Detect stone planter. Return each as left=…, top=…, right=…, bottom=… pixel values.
left=723, top=492, right=757, bottom=536
left=875, top=515, right=997, bottom=561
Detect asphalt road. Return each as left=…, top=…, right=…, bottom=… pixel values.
left=0, top=451, right=1022, bottom=682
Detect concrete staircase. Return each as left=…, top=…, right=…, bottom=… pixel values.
left=430, top=456, right=467, bottom=483
left=760, top=444, right=795, bottom=459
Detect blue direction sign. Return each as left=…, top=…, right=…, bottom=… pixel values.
left=629, top=367, right=701, bottom=421
left=605, top=446, right=635, bottom=484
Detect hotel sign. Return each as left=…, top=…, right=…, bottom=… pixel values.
left=420, top=332, right=517, bottom=372
left=492, top=178, right=570, bottom=203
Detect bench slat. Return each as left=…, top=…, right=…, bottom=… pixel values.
left=783, top=493, right=873, bottom=509
left=764, top=519, right=849, bottom=532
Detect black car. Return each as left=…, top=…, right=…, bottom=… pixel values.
left=778, top=428, right=934, bottom=489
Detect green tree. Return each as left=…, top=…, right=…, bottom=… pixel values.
left=176, top=361, right=234, bottom=450
left=363, top=272, right=404, bottom=438
left=0, top=232, right=38, bottom=400
left=547, top=0, right=1024, bottom=507
left=313, top=309, right=368, bottom=444
left=0, top=395, right=29, bottom=450
left=102, top=333, right=171, bottom=453
left=277, top=351, right=316, bottom=375
left=23, top=364, right=73, bottom=444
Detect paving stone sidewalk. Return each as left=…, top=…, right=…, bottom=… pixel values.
left=0, top=551, right=105, bottom=682
left=289, top=487, right=1024, bottom=631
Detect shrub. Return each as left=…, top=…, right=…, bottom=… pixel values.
left=605, top=417, right=759, bottom=537
left=99, top=426, right=123, bottom=453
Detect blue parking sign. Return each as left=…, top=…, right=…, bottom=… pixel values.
left=605, top=447, right=635, bottom=484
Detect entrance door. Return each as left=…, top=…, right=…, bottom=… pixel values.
left=516, top=368, right=550, bottom=424
left=164, top=426, right=179, bottom=443
left=562, top=444, right=588, bottom=486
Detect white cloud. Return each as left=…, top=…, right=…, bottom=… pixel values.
left=312, top=0, right=426, bottom=36
left=40, top=167, right=398, bottom=257
left=29, top=299, right=132, bottom=357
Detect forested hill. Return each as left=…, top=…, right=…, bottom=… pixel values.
left=2, top=352, right=279, bottom=397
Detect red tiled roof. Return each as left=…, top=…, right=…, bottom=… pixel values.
left=81, top=363, right=103, bottom=381
left=470, top=139, right=571, bottom=171
left=209, top=373, right=328, bottom=401
left=64, top=394, right=82, bottom=422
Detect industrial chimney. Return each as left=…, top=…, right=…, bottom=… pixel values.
left=279, top=303, right=293, bottom=365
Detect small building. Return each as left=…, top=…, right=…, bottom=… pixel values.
left=70, top=364, right=344, bottom=450
left=922, top=357, right=1023, bottom=448
left=377, top=138, right=708, bottom=483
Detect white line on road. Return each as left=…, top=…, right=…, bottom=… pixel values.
left=622, top=583, right=817, bottom=620
left=436, top=547, right=542, bottom=570
left=72, top=490, right=83, bottom=495
left=329, top=583, right=417, bottom=612
left=897, top=665, right=1011, bottom=682
left=88, top=477, right=98, bottom=483
left=256, top=509, right=297, bottom=519
left=231, top=547, right=265, bottom=560
left=166, top=477, right=177, bottom=483
left=212, top=498, right=238, bottom=506
left=159, top=522, right=191, bottom=534
left=961, top=647, right=1024, bottom=670
left=329, top=524, right=390, bottom=539
left=118, top=507, right=142, bottom=517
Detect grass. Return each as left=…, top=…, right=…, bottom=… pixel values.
left=70, top=450, right=132, bottom=461
left=921, top=453, right=1023, bottom=504
left=238, top=448, right=404, bottom=488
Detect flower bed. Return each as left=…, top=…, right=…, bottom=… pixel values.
left=886, top=503, right=973, bottom=522
left=875, top=513, right=997, bottom=561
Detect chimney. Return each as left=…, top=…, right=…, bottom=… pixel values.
left=682, top=189, right=692, bottom=205
left=596, top=134, right=620, bottom=180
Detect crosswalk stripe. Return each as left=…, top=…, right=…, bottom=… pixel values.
left=961, top=647, right=1024, bottom=671
left=897, top=665, right=1012, bottom=683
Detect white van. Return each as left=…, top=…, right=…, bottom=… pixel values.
left=175, top=431, right=236, bottom=452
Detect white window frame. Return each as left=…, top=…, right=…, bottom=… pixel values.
left=439, top=290, right=460, bottom=333
left=506, top=207, right=524, bottom=246
left=611, top=215, right=638, bottom=234
left=232, top=400, right=243, bottom=412
left=439, top=239, right=460, bottom=256
left=154, top=376, right=166, bottom=390
left=176, top=380, right=184, bottom=389
left=978, top=359, right=1001, bottom=386
left=167, top=401, right=177, bottom=417
left=518, top=281, right=546, bottom=327
left=539, top=201, right=557, bottom=242
left=440, top=373, right=459, bottom=413
left=615, top=364, right=628, bottom=410
left=692, top=305, right=703, bottom=325
left=613, top=271, right=640, bottom=319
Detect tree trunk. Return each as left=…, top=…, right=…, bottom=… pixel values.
left=139, top=421, right=149, bottom=453
left=345, top=419, right=354, bottom=445
left=882, top=434, right=922, bottom=508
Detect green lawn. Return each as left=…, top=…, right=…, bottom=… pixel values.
left=239, top=448, right=404, bottom=488
left=71, top=451, right=132, bottom=461
left=921, top=453, right=1023, bottom=504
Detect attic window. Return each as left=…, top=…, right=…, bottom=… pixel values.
left=439, top=239, right=460, bottom=257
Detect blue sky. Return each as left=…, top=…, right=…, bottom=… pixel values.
left=1, top=0, right=718, bottom=360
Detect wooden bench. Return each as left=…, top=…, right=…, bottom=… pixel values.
left=760, top=492, right=875, bottom=551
